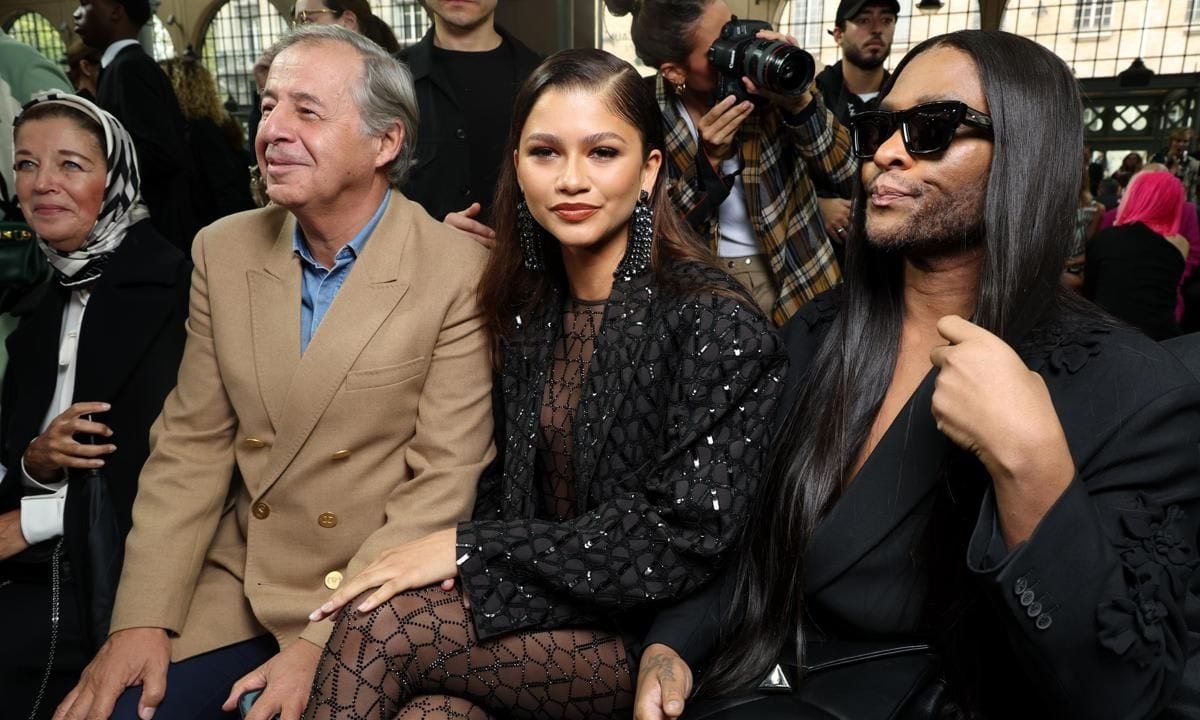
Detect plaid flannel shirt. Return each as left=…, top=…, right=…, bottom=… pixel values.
left=656, top=74, right=856, bottom=325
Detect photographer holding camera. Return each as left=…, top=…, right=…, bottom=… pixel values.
left=605, top=0, right=855, bottom=325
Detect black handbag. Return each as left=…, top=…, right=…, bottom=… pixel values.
left=682, top=641, right=947, bottom=720
left=63, top=440, right=124, bottom=651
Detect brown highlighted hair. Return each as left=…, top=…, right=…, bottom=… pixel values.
left=160, top=57, right=227, bottom=126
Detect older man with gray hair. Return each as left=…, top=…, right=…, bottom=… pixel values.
left=56, top=25, right=495, bottom=720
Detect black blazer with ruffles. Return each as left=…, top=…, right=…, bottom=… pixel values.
left=648, top=289, right=1200, bottom=719
left=455, top=260, right=788, bottom=644
left=0, top=220, right=190, bottom=649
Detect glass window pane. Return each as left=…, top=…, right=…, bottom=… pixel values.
left=372, top=0, right=430, bottom=47
left=5, top=12, right=67, bottom=70
left=200, top=0, right=291, bottom=115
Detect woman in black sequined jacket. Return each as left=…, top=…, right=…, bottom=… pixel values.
left=301, top=49, right=786, bottom=720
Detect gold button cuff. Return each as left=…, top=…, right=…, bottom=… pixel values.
left=318, top=512, right=338, bottom=528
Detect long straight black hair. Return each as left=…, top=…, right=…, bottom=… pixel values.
left=705, top=30, right=1100, bottom=693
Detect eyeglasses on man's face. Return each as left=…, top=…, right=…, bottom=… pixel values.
left=293, top=8, right=339, bottom=24
left=849, top=101, right=994, bottom=160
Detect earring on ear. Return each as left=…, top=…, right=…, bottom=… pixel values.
left=617, top=189, right=653, bottom=277
left=674, top=80, right=687, bottom=96
left=517, top=199, right=545, bottom=272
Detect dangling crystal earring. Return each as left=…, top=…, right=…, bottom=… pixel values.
left=517, top=199, right=544, bottom=272
left=674, top=80, right=686, bottom=96
left=617, top=190, right=654, bottom=276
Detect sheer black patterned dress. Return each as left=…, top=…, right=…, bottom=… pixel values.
left=303, top=298, right=633, bottom=720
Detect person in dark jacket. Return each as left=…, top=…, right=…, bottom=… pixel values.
left=635, top=31, right=1200, bottom=720
left=814, top=0, right=898, bottom=127
left=398, top=0, right=541, bottom=245
left=73, top=0, right=197, bottom=250
left=302, top=49, right=785, bottom=720
left=0, top=93, right=189, bottom=720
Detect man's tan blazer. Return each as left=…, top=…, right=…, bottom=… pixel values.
left=110, top=191, right=495, bottom=660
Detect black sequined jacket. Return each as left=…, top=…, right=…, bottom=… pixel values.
left=455, top=260, right=788, bottom=641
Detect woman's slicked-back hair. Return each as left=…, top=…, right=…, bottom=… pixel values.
left=320, top=0, right=401, bottom=53
left=704, top=30, right=1099, bottom=700
left=476, top=48, right=716, bottom=354
left=602, top=0, right=711, bottom=69
left=268, top=24, right=418, bottom=188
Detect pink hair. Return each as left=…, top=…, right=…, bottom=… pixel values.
left=1115, top=171, right=1185, bottom=237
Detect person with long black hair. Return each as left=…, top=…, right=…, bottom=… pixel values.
left=300, top=49, right=786, bottom=720
left=635, top=30, right=1200, bottom=719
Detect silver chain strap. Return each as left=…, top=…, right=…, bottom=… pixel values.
left=28, top=538, right=64, bottom=720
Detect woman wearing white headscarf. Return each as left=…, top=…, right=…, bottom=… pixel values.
left=0, top=92, right=190, bottom=719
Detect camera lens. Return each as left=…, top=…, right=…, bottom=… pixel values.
left=744, top=40, right=814, bottom=97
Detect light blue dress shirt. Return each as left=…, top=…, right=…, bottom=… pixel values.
left=293, top=192, right=390, bottom=353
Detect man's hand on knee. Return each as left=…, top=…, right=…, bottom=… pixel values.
left=635, top=643, right=693, bottom=720
left=222, top=639, right=322, bottom=720
left=54, top=627, right=170, bottom=720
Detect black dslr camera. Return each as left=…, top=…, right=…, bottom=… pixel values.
left=707, top=16, right=815, bottom=105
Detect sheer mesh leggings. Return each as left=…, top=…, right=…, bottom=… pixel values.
left=303, top=585, right=633, bottom=720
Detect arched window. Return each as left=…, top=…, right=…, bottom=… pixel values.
left=200, top=0, right=290, bottom=116
left=777, top=0, right=981, bottom=72
left=4, top=11, right=67, bottom=68
left=373, top=0, right=429, bottom=47
left=150, top=15, right=176, bottom=60
left=1000, top=0, right=1200, bottom=78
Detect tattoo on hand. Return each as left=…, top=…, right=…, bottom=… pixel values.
left=647, top=654, right=676, bottom=682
